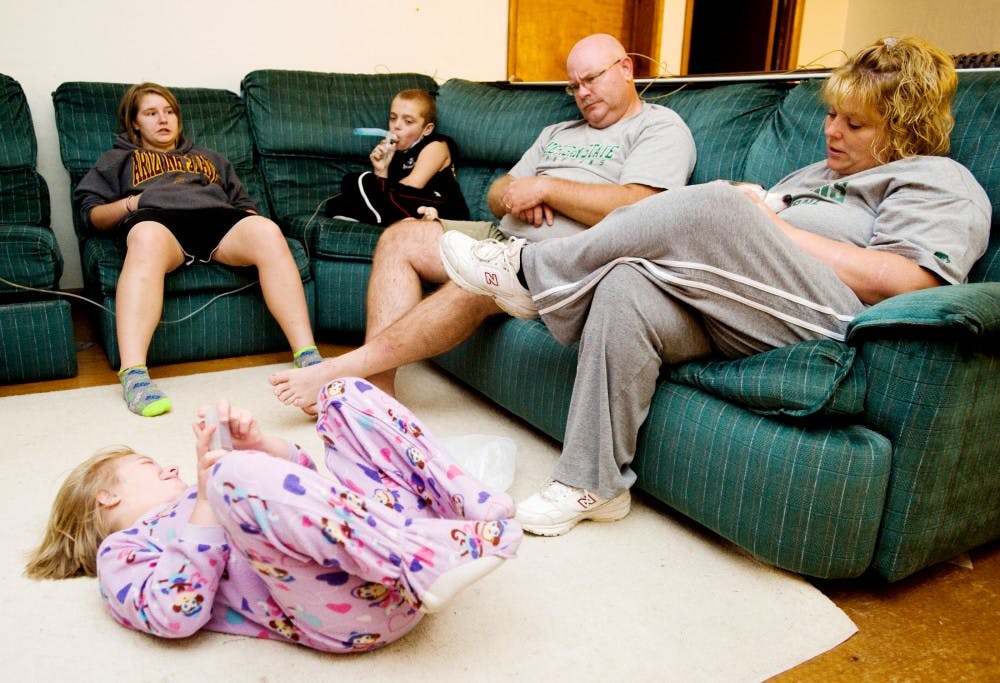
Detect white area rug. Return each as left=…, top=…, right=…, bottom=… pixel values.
left=1, top=362, right=856, bottom=682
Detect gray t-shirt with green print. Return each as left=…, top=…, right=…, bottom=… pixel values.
left=770, top=155, right=991, bottom=285
left=501, top=102, right=696, bottom=241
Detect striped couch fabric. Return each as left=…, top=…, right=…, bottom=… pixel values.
left=0, top=73, right=76, bottom=383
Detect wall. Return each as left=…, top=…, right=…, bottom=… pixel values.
left=2, top=0, right=996, bottom=289
left=797, top=0, right=850, bottom=69
left=842, top=0, right=1000, bottom=55
left=796, top=0, right=1000, bottom=70
left=1, top=0, right=509, bottom=289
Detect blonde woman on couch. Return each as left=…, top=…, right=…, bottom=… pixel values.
left=75, top=82, right=322, bottom=417
left=440, top=36, right=991, bottom=536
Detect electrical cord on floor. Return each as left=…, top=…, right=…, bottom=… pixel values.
left=0, top=274, right=260, bottom=325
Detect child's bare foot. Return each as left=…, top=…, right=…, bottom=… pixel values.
left=269, top=360, right=340, bottom=413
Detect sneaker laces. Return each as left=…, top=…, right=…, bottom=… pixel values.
left=471, top=236, right=526, bottom=273
left=539, top=480, right=581, bottom=503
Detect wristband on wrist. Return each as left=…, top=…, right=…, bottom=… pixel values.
left=124, top=195, right=136, bottom=212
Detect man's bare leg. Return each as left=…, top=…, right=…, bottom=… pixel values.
left=363, top=218, right=449, bottom=391
left=270, top=283, right=501, bottom=406
left=270, top=218, right=500, bottom=406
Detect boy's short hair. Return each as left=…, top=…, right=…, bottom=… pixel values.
left=395, top=89, right=437, bottom=125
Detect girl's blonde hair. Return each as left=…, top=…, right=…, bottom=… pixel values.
left=24, top=446, right=134, bottom=580
left=824, top=35, right=957, bottom=163
left=118, top=82, right=184, bottom=147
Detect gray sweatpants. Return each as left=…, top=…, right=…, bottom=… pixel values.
left=519, top=182, right=865, bottom=498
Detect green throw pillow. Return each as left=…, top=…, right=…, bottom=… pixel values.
left=668, top=339, right=865, bottom=418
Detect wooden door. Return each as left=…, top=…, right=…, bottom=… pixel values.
left=507, top=0, right=663, bottom=82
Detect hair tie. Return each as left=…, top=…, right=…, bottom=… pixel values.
left=883, top=37, right=898, bottom=48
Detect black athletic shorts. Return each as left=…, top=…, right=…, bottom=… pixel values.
left=119, top=208, right=254, bottom=264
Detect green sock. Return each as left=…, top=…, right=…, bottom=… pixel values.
left=293, top=345, right=323, bottom=368
left=118, top=365, right=172, bottom=417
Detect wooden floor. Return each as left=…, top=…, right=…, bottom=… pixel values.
left=3, top=305, right=998, bottom=681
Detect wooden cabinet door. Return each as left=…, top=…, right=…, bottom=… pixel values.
left=507, top=0, right=663, bottom=82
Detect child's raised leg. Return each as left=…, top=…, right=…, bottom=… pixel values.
left=207, top=450, right=520, bottom=629
left=315, top=377, right=515, bottom=522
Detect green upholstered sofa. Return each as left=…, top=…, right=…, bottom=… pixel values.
left=51, top=83, right=316, bottom=368
left=0, top=73, right=76, bottom=383
left=238, top=69, right=999, bottom=583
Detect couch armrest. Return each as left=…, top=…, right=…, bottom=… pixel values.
left=845, top=281, right=1000, bottom=581
left=846, top=282, right=1000, bottom=343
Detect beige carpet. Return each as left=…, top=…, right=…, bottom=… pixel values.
left=1, top=361, right=856, bottom=682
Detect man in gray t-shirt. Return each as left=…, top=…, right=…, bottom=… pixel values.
left=269, top=33, right=696, bottom=407
left=500, top=104, right=694, bottom=241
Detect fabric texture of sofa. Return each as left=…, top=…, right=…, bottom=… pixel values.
left=51, top=82, right=316, bottom=368
left=234, top=69, right=999, bottom=583
left=0, top=73, right=76, bottom=383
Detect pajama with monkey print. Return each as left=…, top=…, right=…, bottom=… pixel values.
left=97, top=377, right=522, bottom=652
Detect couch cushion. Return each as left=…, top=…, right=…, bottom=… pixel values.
left=846, top=282, right=1000, bottom=342
left=650, top=81, right=790, bottom=185
left=949, top=71, right=1000, bottom=283
left=0, top=74, right=49, bottom=227
left=668, top=339, right=865, bottom=418
left=0, top=168, right=49, bottom=227
left=437, top=79, right=580, bottom=167
left=743, top=78, right=828, bottom=188
left=0, top=299, right=77, bottom=382
left=0, top=225, right=63, bottom=293
left=243, top=70, right=438, bottom=157
left=0, top=73, right=36, bottom=169
left=284, top=214, right=382, bottom=261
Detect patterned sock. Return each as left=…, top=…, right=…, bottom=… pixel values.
left=118, top=365, right=172, bottom=417
left=293, top=345, right=323, bottom=368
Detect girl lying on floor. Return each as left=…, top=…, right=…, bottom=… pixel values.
left=25, top=378, right=521, bottom=652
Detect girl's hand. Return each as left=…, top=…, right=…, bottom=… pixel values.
left=194, top=400, right=266, bottom=453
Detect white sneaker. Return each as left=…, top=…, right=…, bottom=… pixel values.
left=440, top=232, right=538, bottom=319
left=516, top=481, right=631, bottom=536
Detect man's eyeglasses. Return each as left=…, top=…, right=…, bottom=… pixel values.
left=565, top=57, right=625, bottom=96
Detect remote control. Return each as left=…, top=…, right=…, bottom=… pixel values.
left=204, top=406, right=233, bottom=451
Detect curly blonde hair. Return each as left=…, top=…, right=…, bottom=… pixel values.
left=24, top=446, right=134, bottom=580
left=824, top=36, right=957, bottom=163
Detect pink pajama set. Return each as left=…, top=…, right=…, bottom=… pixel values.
left=97, top=378, right=522, bottom=652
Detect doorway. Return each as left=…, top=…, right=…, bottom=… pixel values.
left=683, top=0, right=803, bottom=75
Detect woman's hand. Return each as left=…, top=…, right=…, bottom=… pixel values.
left=87, top=192, right=143, bottom=231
